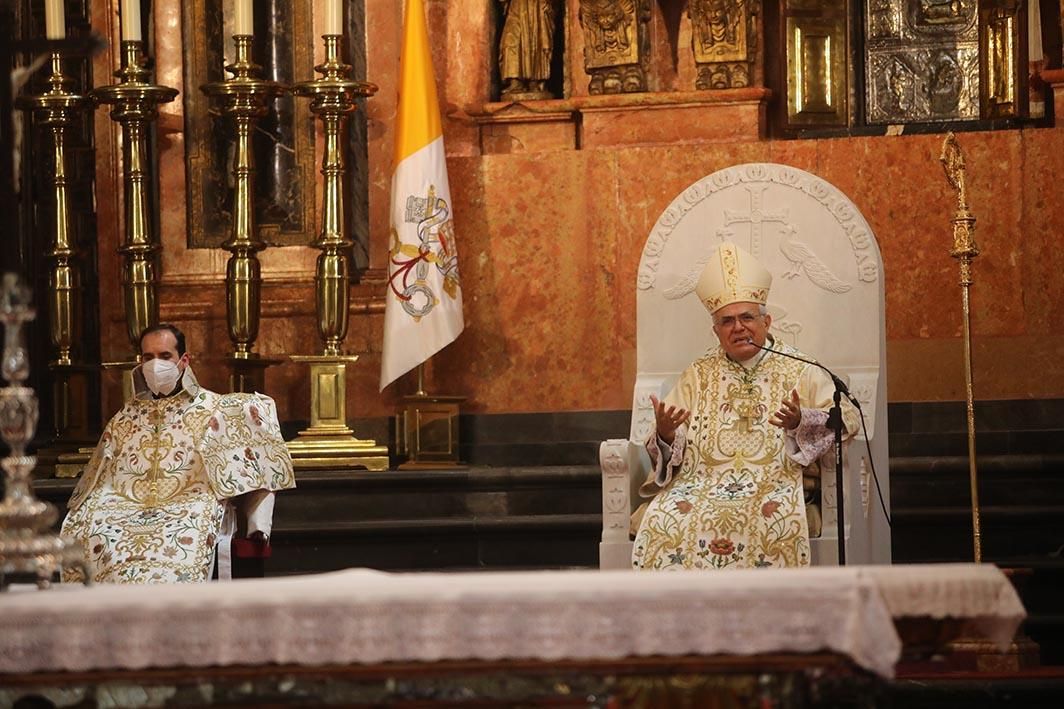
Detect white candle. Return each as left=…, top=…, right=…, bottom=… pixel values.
left=44, top=0, right=65, bottom=40
left=120, top=0, right=142, bottom=42
left=234, top=0, right=253, bottom=36
left=324, top=0, right=342, bottom=35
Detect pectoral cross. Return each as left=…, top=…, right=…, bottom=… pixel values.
left=733, top=390, right=760, bottom=433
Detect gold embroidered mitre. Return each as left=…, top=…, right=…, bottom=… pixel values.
left=695, top=242, right=772, bottom=313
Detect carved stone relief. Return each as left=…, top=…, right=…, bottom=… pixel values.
left=577, top=0, right=652, bottom=94
left=865, top=0, right=980, bottom=123
left=689, top=0, right=758, bottom=89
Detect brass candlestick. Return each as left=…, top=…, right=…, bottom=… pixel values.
left=940, top=132, right=982, bottom=563
left=16, top=53, right=95, bottom=453
left=90, top=41, right=179, bottom=445
left=0, top=275, right=91, bottom=589
left=203, top=35, right=284, bottom=393
left=287, top=35, right=386, bottom=471
left=92, top=41, right=178, bottom=355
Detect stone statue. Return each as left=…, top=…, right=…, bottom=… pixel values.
left=578, top=0, right=651, bottom=94
left=498, top=0, right=558, bottom=100
left=689, top=0, right=755, bottom=90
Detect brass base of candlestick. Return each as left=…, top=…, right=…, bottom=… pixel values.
left=54, top=447, right=94, bottom=479
left=287, top=356, right=389, bottom=471
left=228, top=355, right=284, bottom=395
left=397, top=394, right=466, bottom=470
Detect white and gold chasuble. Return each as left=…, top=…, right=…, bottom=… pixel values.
left=632, top=341, right=856, bottom=571
left=61, top=368, right=295, bottom=584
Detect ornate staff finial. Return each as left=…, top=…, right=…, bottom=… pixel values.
left=939, top=131, right=969, bottom=211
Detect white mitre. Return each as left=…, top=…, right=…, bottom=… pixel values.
left=694, top=242, right=772, bottom=314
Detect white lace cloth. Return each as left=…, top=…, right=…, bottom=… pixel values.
left=0, top=565, right=1022, bottom=679
left=860, top=563, right=1026, bottom=647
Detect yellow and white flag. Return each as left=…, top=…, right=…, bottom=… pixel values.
left=380, top=0, right=464, bottom=391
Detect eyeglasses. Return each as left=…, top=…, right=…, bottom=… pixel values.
left=713, top=312, right=763, bottom=329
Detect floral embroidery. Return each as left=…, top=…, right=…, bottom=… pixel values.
left=709, top=538, right=734, bottom=556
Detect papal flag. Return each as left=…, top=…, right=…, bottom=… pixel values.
left=380, top=0, right=464, bottom=391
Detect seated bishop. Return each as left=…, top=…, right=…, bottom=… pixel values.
left=632, top=242, right=858, bottom=571
left=61, top=324, right=296, bottom=584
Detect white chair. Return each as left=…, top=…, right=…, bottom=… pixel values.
left=600, top=163, right=891, bottom=569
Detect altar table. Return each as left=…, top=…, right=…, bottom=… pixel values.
left=0, top=564, right=1025, bottom=706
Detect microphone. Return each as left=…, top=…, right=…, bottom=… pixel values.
left=745, top=339, right=860, bottom=409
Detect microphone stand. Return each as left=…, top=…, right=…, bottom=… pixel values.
left=747, top=339, right=860, bottom=565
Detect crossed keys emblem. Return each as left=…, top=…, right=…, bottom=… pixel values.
left=388, top=186, right=461, bottom=320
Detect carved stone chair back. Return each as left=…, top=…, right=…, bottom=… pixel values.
left=599, top=163, right=890, bottom=569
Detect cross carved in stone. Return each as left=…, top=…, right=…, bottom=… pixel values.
left=723, top=185, right=790, bottom=258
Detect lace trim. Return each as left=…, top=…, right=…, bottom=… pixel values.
left=1, top=567, right=907, bottom=679
left=788, top=408, right=833, bottom=467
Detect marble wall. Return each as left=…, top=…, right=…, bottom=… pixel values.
left=89, top=1, right=1064, bottom=423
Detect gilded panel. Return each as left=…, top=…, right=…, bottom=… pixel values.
left=865, top=0, right=980, bottom=123
left=785, top=11, right=848, bottom=126
left=980, top=0, right=1027, bottom=119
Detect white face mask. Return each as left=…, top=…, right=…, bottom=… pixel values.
left=142, top=359, right=183, bottom=396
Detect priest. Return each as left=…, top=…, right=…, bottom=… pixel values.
left=632, top=243, right=858, bottom=570
left=61, top=324, right=295, bottom=584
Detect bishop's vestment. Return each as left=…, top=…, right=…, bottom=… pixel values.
left=61, top=368, right=295, bottom=584
left=632, top=340, right=858, bottom=570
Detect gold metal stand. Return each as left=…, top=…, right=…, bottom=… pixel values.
left=940, top=132, right=982, bottom=563
left=16, top=53, right=94, bottom=451
left=397, top=364, right=465, bottom=469
left=286, top=35, right=386, bottom=470
left=203, top=35, right=284, bottom=394
left=0, top=276, right=91, bottom=589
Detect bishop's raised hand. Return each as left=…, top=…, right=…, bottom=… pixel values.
left=650, top=394, right=690, bottom=445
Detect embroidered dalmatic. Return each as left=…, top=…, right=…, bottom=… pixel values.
left=61, top=368, right=295, bottom=584
left=632, top=341, right=857, bottom=571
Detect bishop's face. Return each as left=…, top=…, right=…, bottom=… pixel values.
left=711, top=301, right=772, bottom=361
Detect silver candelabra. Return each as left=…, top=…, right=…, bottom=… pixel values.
left=0, top=274, right=91, bottom=589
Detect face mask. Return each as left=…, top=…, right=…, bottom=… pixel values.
left=142, top=359, right=183, bottom=396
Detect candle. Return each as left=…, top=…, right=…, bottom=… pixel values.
left=324, top=0, right=342, bottom=35
left=44, top=0, right=65, bottom=40
left=234, top=0, right=253, bottom=36
left=120, top=0, right=141, bottom=42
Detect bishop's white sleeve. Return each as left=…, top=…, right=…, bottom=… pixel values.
left=241, top=490, right=276, bottom=540
left=784, top=364, right=860, bottom=467
left=639, top=368, right=695, bottom=498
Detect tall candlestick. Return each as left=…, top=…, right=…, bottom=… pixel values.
left=324, top=0, right=342, bottom=35
left=120, top=0, right=142, bottom=42
left=44, top=0, right=65, bottom=39
left=234, top=0, right=253, bottom=36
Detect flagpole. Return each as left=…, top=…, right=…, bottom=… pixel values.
left=415, top=363, right=426, bottom=397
